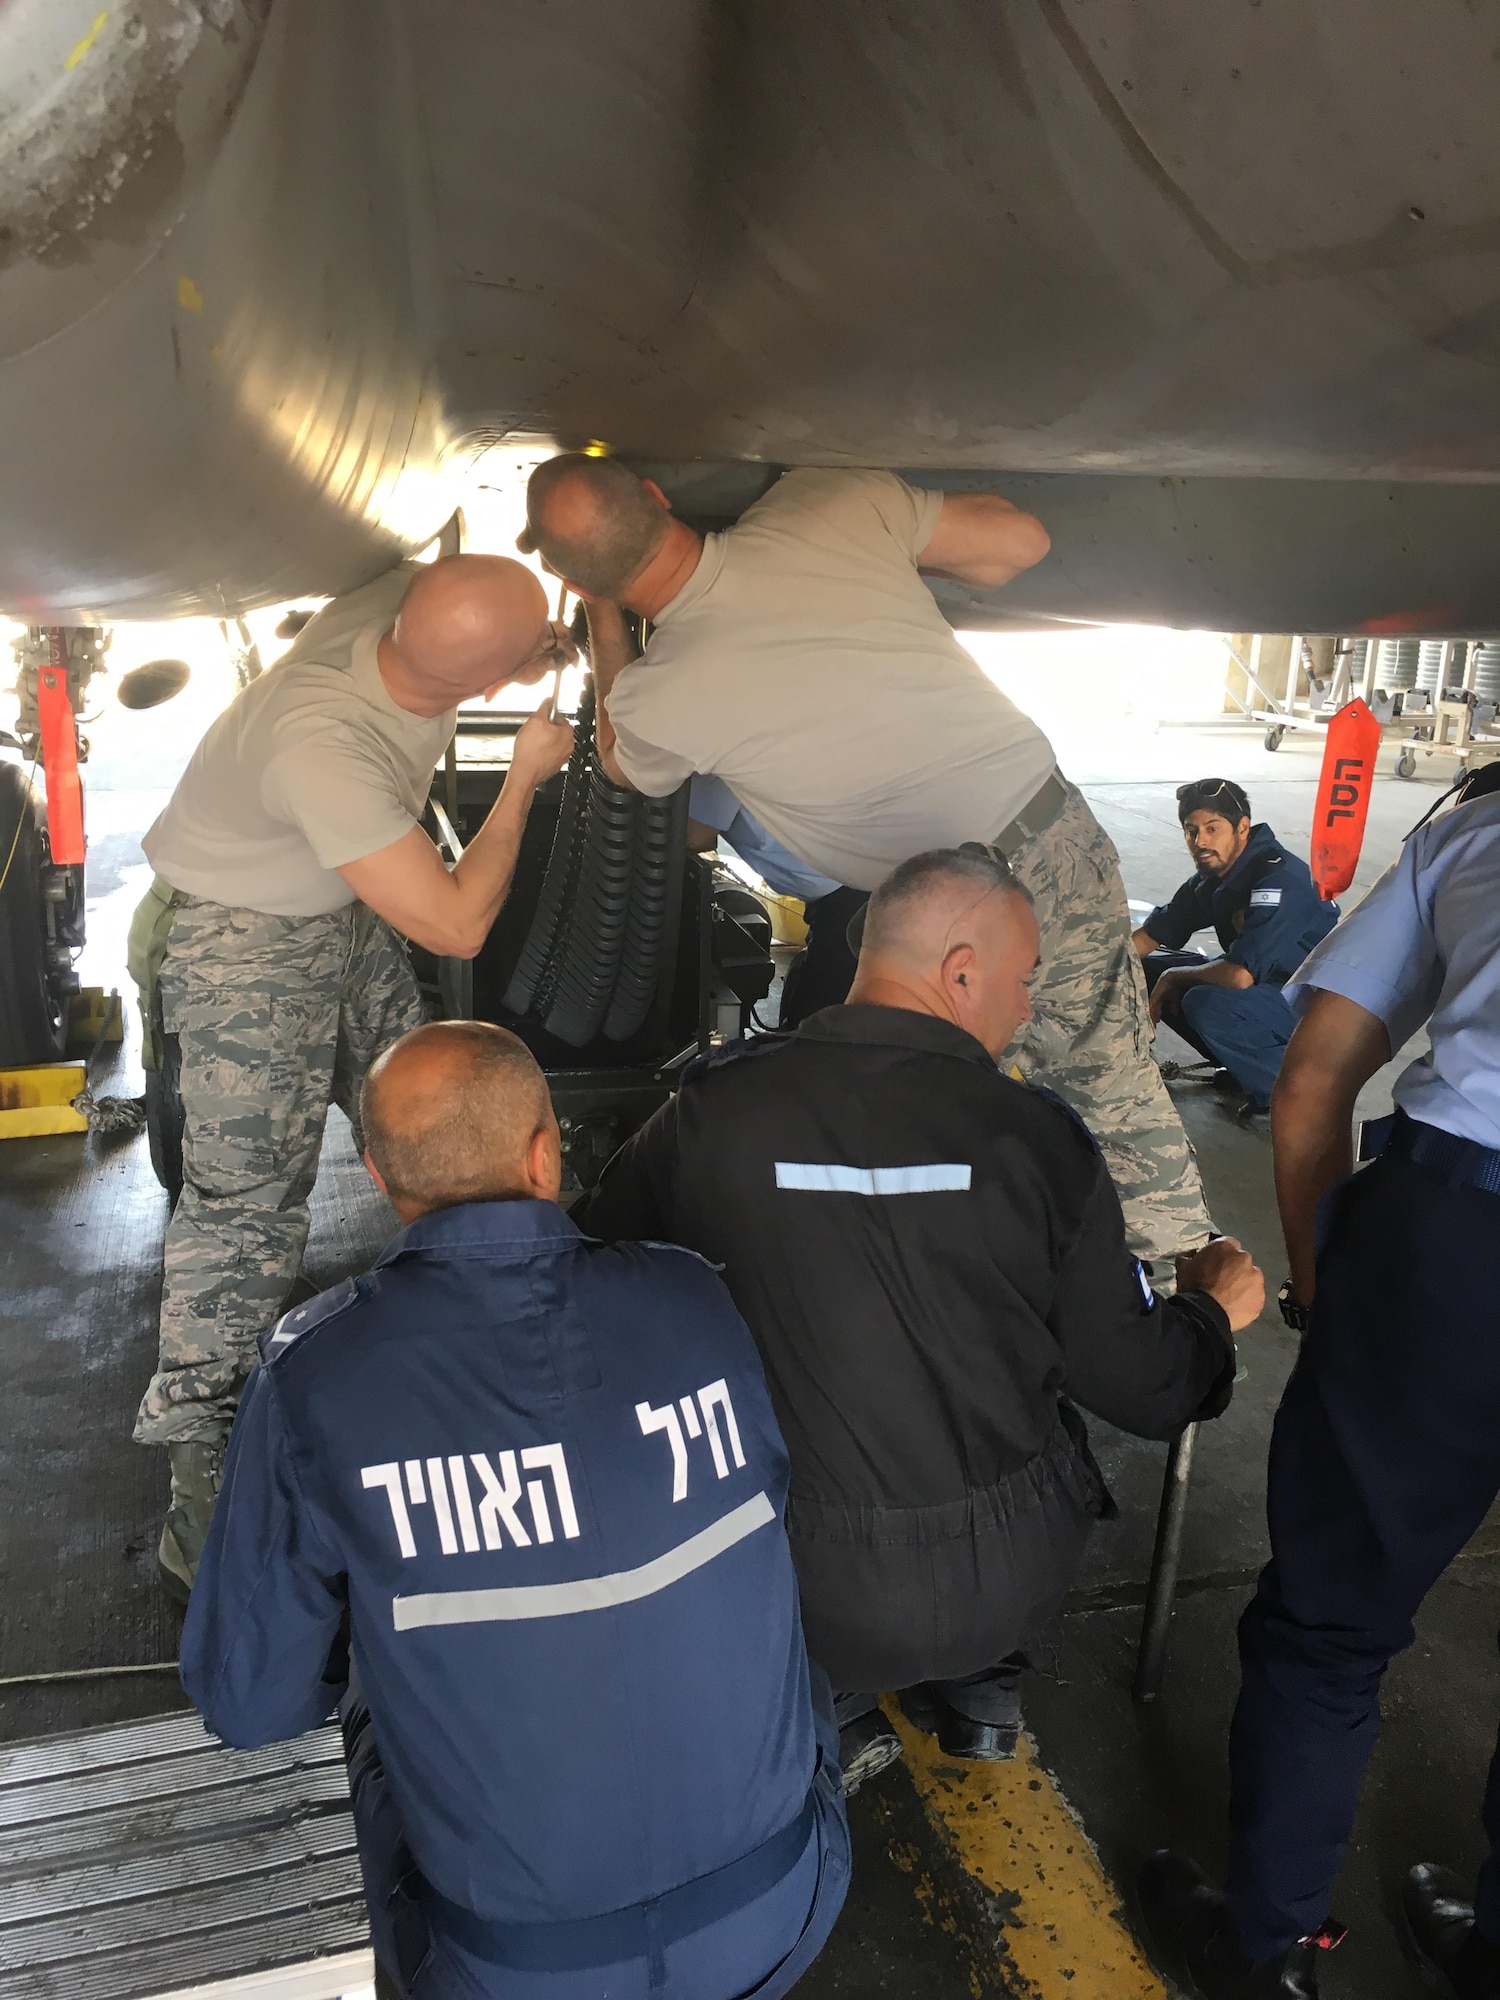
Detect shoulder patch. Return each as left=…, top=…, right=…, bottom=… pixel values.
left=679, top=1033, right=792, bottom=1089
left=1248, top=886, right=1283, bottom=907
left=259, top=1276, right=360, bottom=1365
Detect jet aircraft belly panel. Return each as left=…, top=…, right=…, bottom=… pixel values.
left=2, top=0, right=1500, bottom=623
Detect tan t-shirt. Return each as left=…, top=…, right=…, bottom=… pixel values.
left=143, top=565, right=454, bottom=917
left=606, top=469, right=1056, bottom=891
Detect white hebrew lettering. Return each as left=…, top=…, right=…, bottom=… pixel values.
left=361, top=1463, right=417, bottom=1559
left=446, top=1456, right=481, bottom=1553
left=637, top=1399, right=689, bottom=1502
left=527, top=1480, right=554, bottom=1543
left=679, top=1396, right=702, bottom=1439
left=469, top=1450, right=532, bottom=1549
left=425, top=1457, right=459, bottom=1555
left=404, top=1460, right=426, bottom=1505
left=522, top=1443, right=581, bottom=1540
left=697, top=1379, right=746, bottom=1480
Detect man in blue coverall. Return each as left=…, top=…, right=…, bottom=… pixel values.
left=688, top=774, right=867, bottom=1030
left=1140, top=772, right=1500, bottom=1999
left=180, top=1020, right=849, bottom=2000
left=1131, top=779, right=1338, bottom=1113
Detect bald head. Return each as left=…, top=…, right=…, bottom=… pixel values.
left=522, top=455, right=671, bottom=598
left=385, top=554, right=552, bottom=711
left=361, top=1021, right=560, bottom=1221
left=851, top=848, right=1040, bottom=1059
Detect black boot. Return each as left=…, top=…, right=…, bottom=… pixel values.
left=837, top=1706, right=903, bottom=1796
left=1138, top=1851, right=1345, bottom=1999
left=1403, top=1863, right=1500, bottom=1998
left=900, top=1683, right=1019, bottom=1761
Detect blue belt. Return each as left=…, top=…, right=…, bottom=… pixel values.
left=1374, top=1109, right=1500, bottom=1196
left=421, top=1787, right=818, bottom=1974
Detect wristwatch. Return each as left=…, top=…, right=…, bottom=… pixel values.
left=1277, top=1279, right=1310, bottom=1332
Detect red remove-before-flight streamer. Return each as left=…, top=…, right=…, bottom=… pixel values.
left=1310, top=698, right=1382, bottom=901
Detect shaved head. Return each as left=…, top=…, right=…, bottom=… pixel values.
left=862, top=848, right=1030, bottom=959
left=387, top=554, right=552, bottom=709
left=361, top=1021, right=559, bottom=1219
left=851, top=848, right=1040, bottom=1059
left=522, top=455, right=671, bottom=598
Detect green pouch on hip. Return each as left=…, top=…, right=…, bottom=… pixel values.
left=126, top=875, right=187, bottom=1072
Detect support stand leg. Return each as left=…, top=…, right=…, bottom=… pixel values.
left=1133, top=1421, right=1198, bottom=1704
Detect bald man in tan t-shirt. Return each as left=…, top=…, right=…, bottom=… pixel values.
left=132, top=554, right=575, bottom=1601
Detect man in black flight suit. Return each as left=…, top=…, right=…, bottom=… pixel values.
left=574, top=846, right=1264, bottom=1786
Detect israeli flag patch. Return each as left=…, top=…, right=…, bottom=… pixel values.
left=1249, top=887, right=1282, bottom=907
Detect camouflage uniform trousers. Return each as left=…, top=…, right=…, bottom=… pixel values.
left=134, top=897, right=427, bottom=1447
left=1000, top=781, right=1214, bottom=1261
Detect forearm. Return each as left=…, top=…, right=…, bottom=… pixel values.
left=1270, top=1074, right=1358, bottom=1304
left=1174, top=958, right=1255, bottom=993
left=1151, top=955, right=1253, bottom=1024
left=1060, top=1287, right=1235, bottom=1439
left=1052, top=1177, right=1235, bottom=1436
left=1269, top=991, right=1392, bottom=1303
left=1131, top=927, right=1161, bottom=960
left=586, top=601, right=637, bottom=790
left=445, top=769, right=542, bottom=954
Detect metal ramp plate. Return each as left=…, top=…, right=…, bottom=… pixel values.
left=0, top=1710, right=373, bottom=2000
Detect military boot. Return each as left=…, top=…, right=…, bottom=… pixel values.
left=1138, top=1851, right=1345, bottom=1999
left=1403, top=1864, right=1500, bottom=1998
left=158, top=1438, right=225, bottom=1605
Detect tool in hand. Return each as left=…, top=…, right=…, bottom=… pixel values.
left=545, top=582, right=569, bottom=723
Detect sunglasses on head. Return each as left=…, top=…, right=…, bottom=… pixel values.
left=1177, top=780, right=1248, bottom=818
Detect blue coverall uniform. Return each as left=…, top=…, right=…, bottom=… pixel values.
left=180, top=1199, right=849, bottom=1999
left=1141, top=823, right=1338, bottom=1108
left=1223, top=790, right=1500, bottom=1960
left=688, top=774, right=866, bottom=1030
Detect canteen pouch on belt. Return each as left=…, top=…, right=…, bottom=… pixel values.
left=126, top=875, right=186, bottom=1073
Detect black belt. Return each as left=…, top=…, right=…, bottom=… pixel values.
left=421, top=1788, right=818, bottom=1972
left=989, top=769, right=1069, bottom=862
left=1365, top=1108, right=1500, bottom=1196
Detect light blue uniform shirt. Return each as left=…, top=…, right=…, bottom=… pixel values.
left=689, top=775, right=842, bottom=904
left=1283, top=791, right=1500, bottom=1150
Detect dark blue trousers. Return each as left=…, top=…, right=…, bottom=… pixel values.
left=341, top=1680, right=849, bottom=2000
left=1224, top=1147, right=1500, bottom=1961
left=1144, top=951, right=1294, bottom=1108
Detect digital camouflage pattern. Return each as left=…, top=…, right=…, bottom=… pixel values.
left=1001, top=784, right=1215, bottom=1261
left=134, top=895, right=427, bottom=1446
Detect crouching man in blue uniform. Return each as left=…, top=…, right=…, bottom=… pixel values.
left=180, top=1020, right=850, bottom=2000
left=1132, top=779, right=1338, bottom=1113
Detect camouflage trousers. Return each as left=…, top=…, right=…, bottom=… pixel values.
left=133, top=897, right=427, bottom=1446
left=1000, top=782, right=1214, bottom=1261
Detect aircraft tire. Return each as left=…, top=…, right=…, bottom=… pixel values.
left=143, top=1030, right=184, bottom=1205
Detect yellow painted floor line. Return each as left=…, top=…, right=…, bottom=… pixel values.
left=892, top=1708, right=1166, bottom=1999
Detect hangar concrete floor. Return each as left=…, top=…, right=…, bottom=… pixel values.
left=1, top=711, right=1493, bottom=2000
